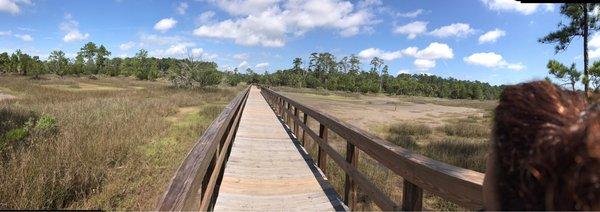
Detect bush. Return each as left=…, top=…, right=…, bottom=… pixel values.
left=388, top=123, right=432, bottom=136
left=34, top=114, right=58, bottom=133
left=168, top=59, right=222, bottom=88
left=440, top=122, right=489, bottom=138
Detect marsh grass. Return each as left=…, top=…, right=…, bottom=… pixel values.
left=0, top=75, right=241, bottom=210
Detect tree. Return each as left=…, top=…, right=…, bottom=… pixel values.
left=0, top=52, right=9, bottom=73
left=79, top=42, right=98, bottom=74
left=48, top=50, right=69, bottom=76
left=588, top=60, right=600, bottom=91
left=370, top=57, right=384, bottom=92
left=547, top=59, right=581, bottom=91
left=168, top=56, right=222, bottom=88
left=96, top=45, right=111, bottom=73
left=539, top=3, right=600, bottom=97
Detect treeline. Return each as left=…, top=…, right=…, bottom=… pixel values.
left=0, top=44, right=502, bottom=99
left=231, top=53, right=503, bottom=100
left=0, top=42, right=222, bottom=87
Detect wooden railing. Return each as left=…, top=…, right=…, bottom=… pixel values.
left=157, top=87, right=250, bottom=211
left=259, top=86, right=485, bottom=211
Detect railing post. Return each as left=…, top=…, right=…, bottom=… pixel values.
left=344, top=142, right=359, bottom=210
left=402, top=180, right=423, bottom=211
left=293, top=107, right=299, bottom=136
left=317, top=124, right=328, bottom=174
left=301, top=113, right=308, bottom=146
left=286, top=103, right=291, bottom=125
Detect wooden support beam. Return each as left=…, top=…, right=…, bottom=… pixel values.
left=294, top=107, right=299, bottom=136
left=317, top=124, right=328, bottom=174
left=344, top=142, right=359, bottom=210
left=302, top=113, right=308, bottom=146
left=402, top=180, right=423, bottom=211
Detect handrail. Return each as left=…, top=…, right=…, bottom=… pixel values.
left=258, top=85, right=484, bottom=210
left=157, top=86, right=250, bottom=211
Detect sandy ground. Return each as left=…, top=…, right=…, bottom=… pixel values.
left=41, top=82, right=129, bottom=91
left=281, top=92, right=484, bottom=130
left=165, top=106, right=199, bottom=123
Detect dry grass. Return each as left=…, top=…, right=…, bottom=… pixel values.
left=0, top=75, right=242, bottom=210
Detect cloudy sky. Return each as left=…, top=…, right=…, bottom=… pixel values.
left=0, top=0, right=593, bottom=85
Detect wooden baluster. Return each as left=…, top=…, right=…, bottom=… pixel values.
left=286, top=103, right=291, bottom=125
left=344, top=142, right=359, bottom=210
left=402, top=180, right=423, bottom=211
left=301, top=113, right=308, bottom=146
left=293, top=107, right=299, bottom=136
left=317, top=124, right=328, bottom=174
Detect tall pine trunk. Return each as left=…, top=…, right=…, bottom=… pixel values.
left=584, top=3, right=590, bottom=98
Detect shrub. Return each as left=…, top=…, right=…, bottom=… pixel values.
left=388, top=123, right=432, bottom=136
left=34, top=114, right=58, bottom=134
left=168, top=59, right=223, bottom=88
left=440, top=122, right=489, bottom=138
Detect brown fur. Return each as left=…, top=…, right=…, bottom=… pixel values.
left=493, top=81, right=600, bottom=210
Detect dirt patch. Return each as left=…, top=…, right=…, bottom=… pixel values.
left=42, top=82, right=125, bottom=91
left=166, top=106, right=200, bottom=123
left=0, top=92, right=16, bottom=101
left=281, top=92, right=484, bottom=130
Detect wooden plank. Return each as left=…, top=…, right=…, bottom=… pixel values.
left=213, top=87, right=344, bottom=211
left=199, top=87, right=249, bottom=211
left=402, top=180, right=423, bottom=211
left=157, top=87, right=249, bottom=211
left=283, top=108, right=398, bottom=211
left=260, top=86, right=484, bottom=209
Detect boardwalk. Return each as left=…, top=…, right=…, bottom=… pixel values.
left=213, top=87, right=345, bottom=211
left=158, top=86, right=484, bottom=211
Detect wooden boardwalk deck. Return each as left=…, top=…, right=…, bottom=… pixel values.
left=213, top=87, right=345, bottom=211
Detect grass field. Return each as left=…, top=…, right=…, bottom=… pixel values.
left=0, top=75, right=241, bottom=210
left=275, top=86, right=496, bottom=210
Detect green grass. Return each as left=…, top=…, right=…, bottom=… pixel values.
left=0, top=75, right=242, bottom=210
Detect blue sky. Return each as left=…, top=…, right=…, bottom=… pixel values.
left=0, top=0, right=594, bottom=85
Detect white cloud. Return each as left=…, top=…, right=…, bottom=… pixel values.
left=0, top=0, right=23, bottom=15
left=154, top=18, right=177, bottom=33
left=209, top=0, right=280, bottom=16
left=358, top=42, right=453, bottom=71
left=237, top=60, right=248, bottom=68
left=165, top=42, right=194, bottom=55
left=194, top=0, right=377, bottom=47
left=398, top=69, right=410, bottom=74
left=463, top=52, right=524, bottom=70
left=479, top=29, right=506, bottom=44
left=197, top=11, right=216, bottom=24
left=0, top=30, right=12, bottom=36
left=408, top=42, right=454, bottom=60
left=357, top=48, right=402, bottom=61
left=406, top=42, right=453, bottom=71
left=481, top=0, right=554, bottom=15
left=589, top=33, right=600, bottom=59
left=60, top=14, right=90, bottom=42
left=393, top=21, right=427, bottom=39
left=430, top=23, right=475, bottom=38
left=119, top=41, right=135, bottom=51
left=14, top=33, right=32, bottom=41
left=397, top=9, right=423, bottom=18
left=414, top=59, right=435, bottom=71
left=191, top=48, right=218, bottom=60
left=255, top=62, right=269, bottom=68
left=177, top=2, right=188, bottom=15
left=233, top=53, right=249, bottom=60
